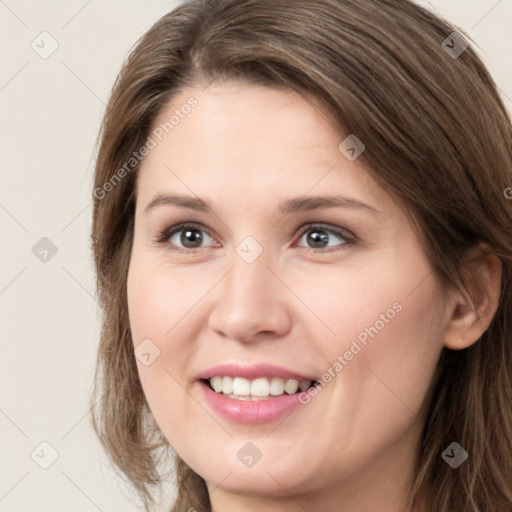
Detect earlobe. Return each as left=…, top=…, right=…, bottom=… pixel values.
left=443, top=245, right=502, bottom=351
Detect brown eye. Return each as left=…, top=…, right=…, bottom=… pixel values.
left=177, top=227, right=204, bottom=249
left=296, top=224, right=355, bottom=253
left=156, top=223, right=217, bottom=251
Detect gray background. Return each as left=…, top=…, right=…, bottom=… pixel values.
left=1, top=1, right=511, bottom=511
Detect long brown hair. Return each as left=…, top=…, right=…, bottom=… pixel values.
left=89, top=1, right=512, bottom=510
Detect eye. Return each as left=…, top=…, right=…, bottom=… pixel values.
left=155, top=223, right=217, bottom=252
left=295, top=223, right=355, bottom=253
left=154, top=222, right=356, bottom=254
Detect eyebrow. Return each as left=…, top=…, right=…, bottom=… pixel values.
left=144, top=193, right=380, bottom=216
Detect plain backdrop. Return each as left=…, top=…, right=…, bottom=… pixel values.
left=1, top=1, right=511, bottom=511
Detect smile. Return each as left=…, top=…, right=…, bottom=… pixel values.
left=205, top=376, right=318, bottom=400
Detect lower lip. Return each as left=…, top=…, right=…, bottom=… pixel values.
left=197, top=380, right=308, bottom=424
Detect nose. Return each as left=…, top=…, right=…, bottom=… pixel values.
left=207, top=248, right=292, bottom=344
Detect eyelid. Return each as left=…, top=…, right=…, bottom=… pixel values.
left=293, top=222, right=356, bottom=254
left=155, top=221, right=356, bottom=253
left=295, top=222, right=355, bottom=242
left=154, top=222, right=218, bottom=248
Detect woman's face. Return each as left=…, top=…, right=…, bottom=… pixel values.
left=127, top=81, right=448, bottom=507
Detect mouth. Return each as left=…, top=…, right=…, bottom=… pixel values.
left=200, top=376, right=320, bottom=401
left=195, top=363, right=321, bottom=422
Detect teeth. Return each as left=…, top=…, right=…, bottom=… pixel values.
left=222, top=376, right=233, bottom=394
left=251, top=377, right=270, bottom=397
left=208, top=376, right=313, bottom=398
left=284, top=379, right=299, bottom=394
left=210, top=376, right=223, bottom=392
left=270, top=377, right=285, bottom=396
left=232, top=377, right=251, bottom=396
left=299, top=380, right=311, bottom=391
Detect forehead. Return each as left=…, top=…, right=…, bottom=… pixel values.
left=136, top=81, right=392, bottom=214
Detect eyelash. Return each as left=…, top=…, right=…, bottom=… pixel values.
left=154, top=222, right=356, bottom=254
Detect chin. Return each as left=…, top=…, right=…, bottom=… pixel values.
left=195, top=455, right=320, bottom=497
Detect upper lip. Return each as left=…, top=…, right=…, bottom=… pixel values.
left=197, top=363, right=317, bottom=382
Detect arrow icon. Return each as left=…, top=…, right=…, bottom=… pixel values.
left=31, top=441, right=59, bottom=469
left=236, top=236, right=263, bottom=263
left=32, top=237, right=58, bottom=262
left=135, top=339, right=161, bottom=366
left=441, top=442, right=468, bottom=468
left=442, top=32, right=468, bottom=59
left=237, top=441, right=262, bottom=467
left=339, top=134, right=365, bottom=161
left=31, top=31, right=59, bottom=60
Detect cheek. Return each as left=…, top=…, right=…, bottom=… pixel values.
left=126, top=255, right=208, bottom=444
left=326, top=265, right=444, bottom=432
left=295, top=266, right=444, bottom=479
left=127, top=254, right=201, bottom=345
left=296, top=251, right=444, bottom=431
left=285, top=254, right=439, bottom=361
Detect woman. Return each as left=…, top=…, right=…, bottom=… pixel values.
left=90, top=1, right=512, bottom=511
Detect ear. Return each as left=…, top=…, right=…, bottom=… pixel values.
left=443, top=243, right=502, bottom=350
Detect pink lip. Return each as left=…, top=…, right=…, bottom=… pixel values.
left=197, top=362, right=317, bottom=382
left=197, top=380, right=309, bottom=424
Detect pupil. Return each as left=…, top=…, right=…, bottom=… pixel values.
left=179, top=229, right=328, bottom=249
left=308, top=230, right=328, bottom=248
left=182, top=229, right=202, bottom=248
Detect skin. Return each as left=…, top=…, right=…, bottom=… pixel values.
left=126, top=80, right=501, bottom=512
